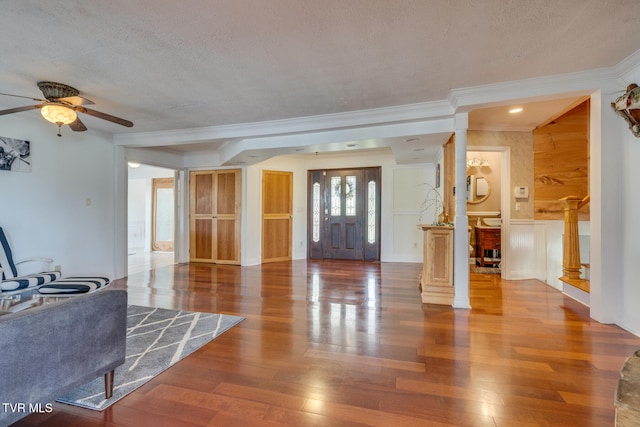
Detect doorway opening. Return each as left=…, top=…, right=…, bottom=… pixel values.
left=127, top=164, right=176, bottom=275
left=307, top=167, right=381, bottom=261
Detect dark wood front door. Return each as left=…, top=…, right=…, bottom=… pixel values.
left=324, top=169, right=363, bottom=259
left=308, top=167, right=380, bottom=261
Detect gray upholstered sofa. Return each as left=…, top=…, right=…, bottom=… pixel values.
left=0, top=289, right=127, bottom=426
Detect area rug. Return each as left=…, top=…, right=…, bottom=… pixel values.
left=471, top=266, right=501, bottom=274
left=57, top=305, right=244, bottom=411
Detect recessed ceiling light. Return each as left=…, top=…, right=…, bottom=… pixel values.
left=247, top=154, right=258, bottom=158
left=405, top=138, right=419, bottom=143
left=294, top=148, right=305, bottom=152
left=347, top=143, right=358, bottom=148
left=509, top=107, right=523, bottom=114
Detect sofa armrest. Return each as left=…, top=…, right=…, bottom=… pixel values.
left=0, top=289, right=127, bottom=425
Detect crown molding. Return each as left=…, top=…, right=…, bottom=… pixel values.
left=449, top=67, right=618, bottom=111
left=114, top=100, right=454, bottom=148
left=614, top=48, right=640, bottom=81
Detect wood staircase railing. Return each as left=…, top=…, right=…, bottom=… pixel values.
left=559, top=195, right=590, bottom=293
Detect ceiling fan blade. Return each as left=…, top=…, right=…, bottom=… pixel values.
left=0, top=104, right=40, bottom=116
left=0, top=92, right=47, bottom=103
left=68, top=116, right=88, bottom=132
left=60, top=95, right=95, bottom=106
left=76, top=106, right=133, bottom=127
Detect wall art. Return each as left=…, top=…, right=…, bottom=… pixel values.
left=0, top=137, right=31, bottom=172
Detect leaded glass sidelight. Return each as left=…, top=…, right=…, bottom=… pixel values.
left=312, top=182, right=321, bottom=242
left=367, top=180, right=376, bottom=243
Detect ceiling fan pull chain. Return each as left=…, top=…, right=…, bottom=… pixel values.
left=57, top=123, right=63, bottom=137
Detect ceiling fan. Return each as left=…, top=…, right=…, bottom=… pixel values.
left=0, top=81, right=133, bottom=137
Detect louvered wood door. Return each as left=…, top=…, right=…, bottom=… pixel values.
left=189, top=169, right=241, bottom=264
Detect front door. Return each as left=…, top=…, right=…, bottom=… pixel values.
left=308, top=167, right=381, bottom=260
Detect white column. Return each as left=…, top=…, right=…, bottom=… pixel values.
left=589, top=89, right=622, bottom=323
left=453, top=113, right=471, bottom=309
left=113, top=145, right=128, bottom=279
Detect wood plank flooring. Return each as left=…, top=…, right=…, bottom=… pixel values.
left=13, top=260, right=640, bottom=426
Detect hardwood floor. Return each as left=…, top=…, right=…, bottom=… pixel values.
left=14, top=260, right=640, bottom=426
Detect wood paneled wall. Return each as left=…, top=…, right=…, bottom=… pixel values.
left=443, top=135, right=455, bottom=219
left=533, top=99, right=590, bottom=220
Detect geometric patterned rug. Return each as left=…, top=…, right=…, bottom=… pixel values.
left=57, top=305, right=244, bottom=411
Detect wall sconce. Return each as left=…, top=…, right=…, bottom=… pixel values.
left=612, top=84, right=640, bottom=137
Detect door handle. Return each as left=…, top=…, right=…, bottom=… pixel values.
left=212, top=215, right=217, bottom=218
left=324, top=217, right=328, bottom=222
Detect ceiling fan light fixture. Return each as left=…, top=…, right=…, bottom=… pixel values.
left=40, top=103, right=77, bottom=125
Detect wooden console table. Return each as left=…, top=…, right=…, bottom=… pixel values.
left=418, top=225, right=454, bottom=305
left=475, top=226, right=501, bottom=267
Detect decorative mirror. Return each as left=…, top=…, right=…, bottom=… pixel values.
left=466, top=174, right=490, bottom=204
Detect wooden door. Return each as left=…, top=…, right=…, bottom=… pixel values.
left=189, top=169, right=241, bottom=264
left=151, top=177, right=174, bottom=251
left=323, top=169, right=364, bottom=259
left=308, top=167, right=380, bottom=261
left=262, top=170, right=292, bottom=263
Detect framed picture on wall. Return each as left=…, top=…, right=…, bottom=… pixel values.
left=435, top=163, right=440, bottom=188
left=0, top=136, right=31, bottom=173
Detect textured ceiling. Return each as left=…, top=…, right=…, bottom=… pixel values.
left=1, top=1, right=639, bottom=159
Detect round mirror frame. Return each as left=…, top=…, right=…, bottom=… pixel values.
left=466, top=174, right=491, bottom=204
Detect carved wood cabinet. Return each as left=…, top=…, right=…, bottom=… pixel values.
left=418, top=225, right=454, bottom=305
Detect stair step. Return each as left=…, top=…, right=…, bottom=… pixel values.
left=559, top=276, right=590, bottom=293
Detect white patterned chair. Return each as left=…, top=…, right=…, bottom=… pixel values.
left=0, top=227, right=110, bottom=295
left=0, top=227, right=61, bottom=294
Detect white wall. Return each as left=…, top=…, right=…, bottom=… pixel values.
left=0, top=114, right=117, bottom=278
left=128, top=178, right=146, bottom=248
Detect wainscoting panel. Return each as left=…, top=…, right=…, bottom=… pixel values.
left=504, top=220, right=547, bottom=281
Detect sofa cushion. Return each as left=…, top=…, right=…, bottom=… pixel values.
left=38, top=277, right=110, bottom=294
left=0, top=271, right=61, bottom=292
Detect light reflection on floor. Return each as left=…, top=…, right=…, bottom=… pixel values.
left=127, top=247, right=174, bottom=275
